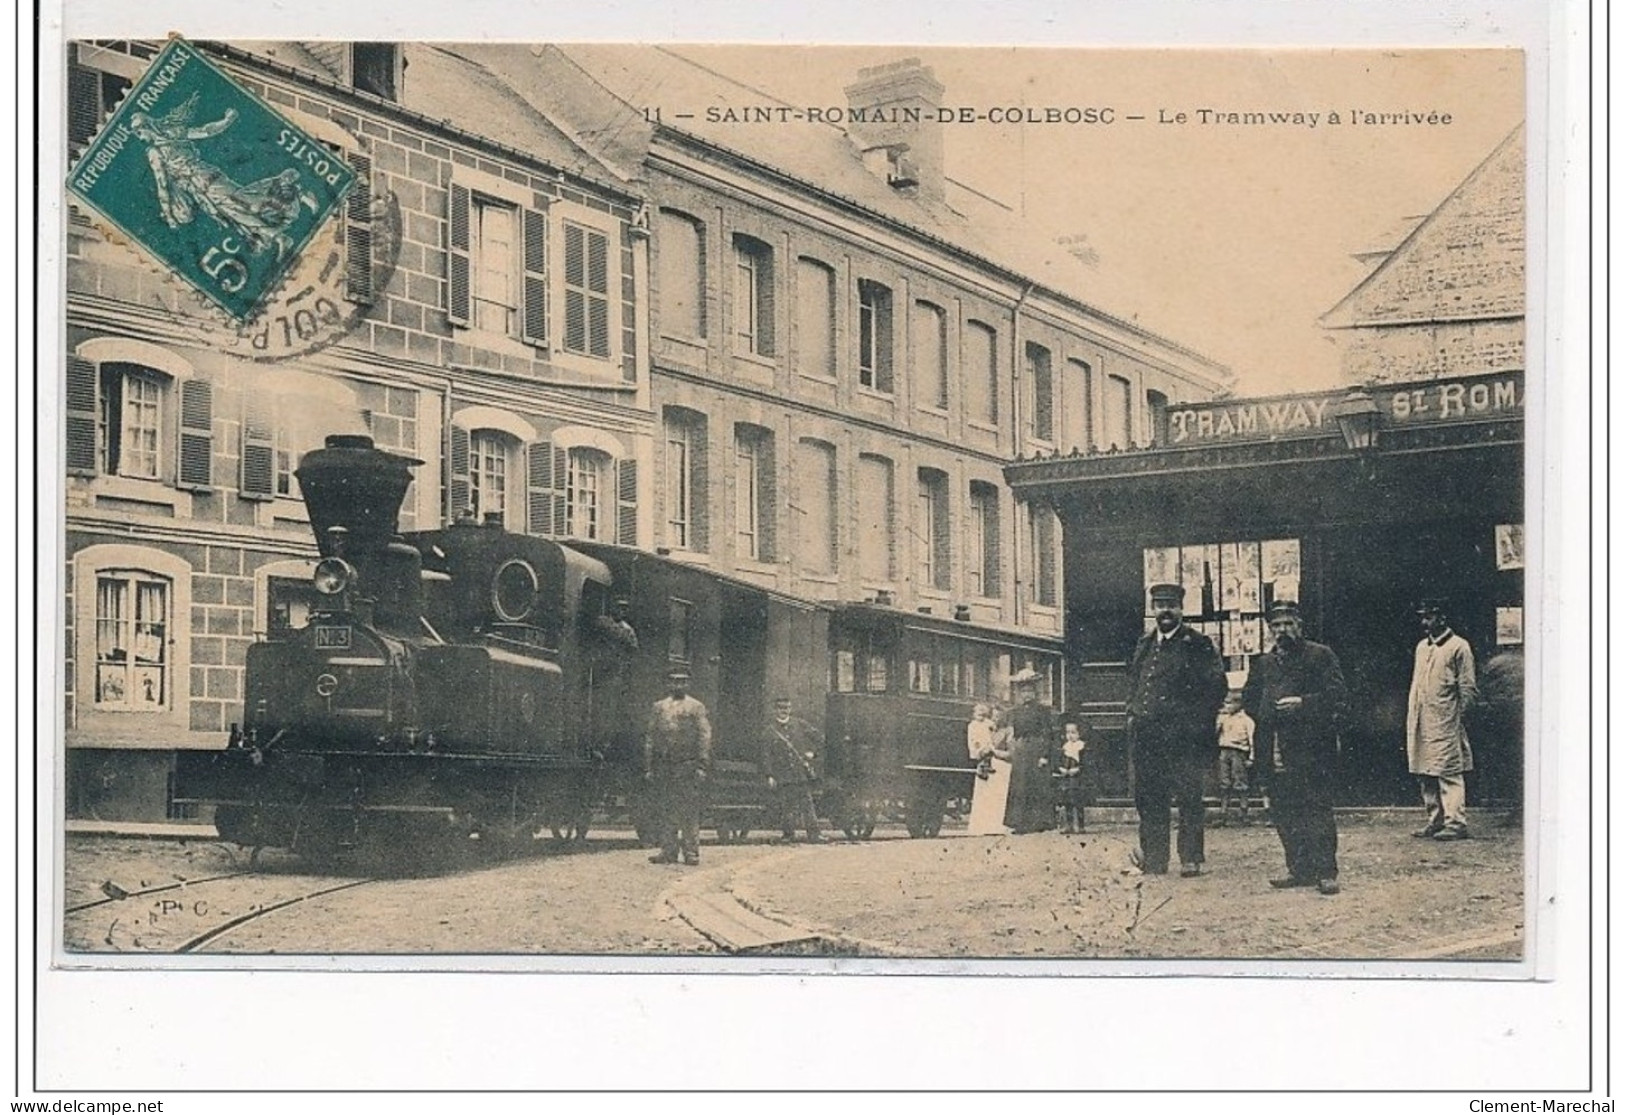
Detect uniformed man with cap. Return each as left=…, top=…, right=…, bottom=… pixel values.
left=1125, top=582, right=1229, bottom=876
left=643, top=667, right=713, bottom=865
left=762, top=696, right=824, bottom=844
left=1241, top=600, right=1349, bottom=895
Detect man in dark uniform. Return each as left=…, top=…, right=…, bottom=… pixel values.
left=1241, top=600, right=1349, bottom=895
left=643, top=668, right=713, bottom=865
left=1125, top=582, right=1228, bottom=876
left=762, top=696, right=824, bottom=844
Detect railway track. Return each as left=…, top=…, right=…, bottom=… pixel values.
left=64, top=866, right=376, bottom=954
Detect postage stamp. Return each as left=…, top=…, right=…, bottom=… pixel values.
left=65, top=37, right=356, bottom=321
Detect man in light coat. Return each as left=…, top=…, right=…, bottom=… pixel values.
left=1407, top=599, right=1479, bottom=841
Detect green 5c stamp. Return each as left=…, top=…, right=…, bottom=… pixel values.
left=67, top=38, right=356, bottom=321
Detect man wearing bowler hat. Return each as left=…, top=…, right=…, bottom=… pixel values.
left=1407, top=597, right=1479, bottom=841
left=644, top=667, right=713, bottom=865
left=1242, top=600, right=1349, bottom=895
left=1125, top=582, right=1228, bottom=876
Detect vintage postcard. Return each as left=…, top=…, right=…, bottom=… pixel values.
left=31, top=0, right=1594, bottom=1096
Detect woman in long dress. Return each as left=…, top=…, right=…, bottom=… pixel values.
left=965, top=703, right=1012, bottom=835
left=1003, top=669, right=1059, bottom=834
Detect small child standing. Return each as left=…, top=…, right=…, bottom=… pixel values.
left=1053, top=721, right=1088, bottom=834
left=1215, top=691, right=1256, bottom=824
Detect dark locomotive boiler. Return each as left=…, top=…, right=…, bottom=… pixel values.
left=176, top=435, right=608, bottom=865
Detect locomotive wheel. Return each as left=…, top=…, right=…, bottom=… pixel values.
left=842, top=801, right=878, bottom=841
left=903, top=798, right=946, bottom=839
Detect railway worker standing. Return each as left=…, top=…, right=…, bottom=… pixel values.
left=1125, top=582, right=1229, bottom=877
left=1406, top=598, right=1479, bottom=841
left=1003, top=668, right=1059, bottom=834
left=644, top=668, right=713, bottom=866
left=1241, top=600, right=1349, bottom=895
left=762, top=696, right=825, bottom=844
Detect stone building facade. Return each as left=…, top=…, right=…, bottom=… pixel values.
left=63, top=40, right=652, bottom=821
left=469, top=46, right=1231, bottom=669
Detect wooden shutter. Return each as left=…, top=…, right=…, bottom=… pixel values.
left=985, top=492, right=1002, bottom=595
left=587, top=228, right=610, bottom=357
left=550, top=446, right=568, bottom=536
left=756, top=438, right=776, bottom=561
left=176, top=380, right=213, bottom=490
left=521, top=207, right=547, bottom=346
left=239, top=395, right=275, bottom=500
left=616, top=458, right=638, bottom=547
left=344, top=150, right=374, bottom=305
left=564, top=223, right=585, bottom=353
left=65, top=355, right=99, bottom=475
left=447, top=424, right=470, bottom=522
left=1036, top=507, right=1057, bottom=606
left=757, top=252, right=776, bottom=357
left=932, top=480, right=951, bottom=590
left=67, top=63, right=100, bottom=151
left=527, top=441, right=565, bottom=536
left=447, top=183, right=471, bottom=326
left=689, top=419, right=709, bottom=553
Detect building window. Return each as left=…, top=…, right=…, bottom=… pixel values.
left=664, top=408, right=708, bottom=552
left=733, top=425, right=776, bottom=562
left=99, top=366, right=163, bottom=479
left=657, top=209, right=705, bottom=339
left=914, top=300, right=948, bottom=409
left=566, top=448, right=609, bottom=540
left=668, top=598, right=693, bottom=662
left=796, top=257, right=836, bottom=379
left=1029, top=503, right=1058, bottom=608
left=967, top=481, right=1000, bottom=599
left=564, top=220, right=612, bottom=358
left=732, top=234, right=775, bottom=356
left=966, top=320, right=998, bottom=424
left=473, top=199, right=518, bottom=336
left=857, top=279, right=894, bottom=393
left=856, top=453, right=895, bottom=583
left=274, top=431, right=297, bottom=499
left=1146, top=388, right=1170, bottom=447
left=267, top=575, right=316, bottom=640
left=1068, top=358, right=1094, bottom=450
left=350, top=43, right=400, bottom=101
left=795, top=438, right=837, bottom=574
left=93, top=572, right=168, bottom=710
left=469, top=430, right=513, bottom=526
left=1027, top=342, right=1054, bottom=443
left=916, top=468, right=951, bottom=591
left=67, top=59, right=132, bottom=153
left=1105, top=373, right=1134, bottom=450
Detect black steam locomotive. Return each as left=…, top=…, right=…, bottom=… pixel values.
left=177, top=433, right=1067, bottom=865
left=176, top=434, right=617, bottom=863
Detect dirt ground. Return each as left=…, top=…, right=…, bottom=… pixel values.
left=736, top=813, right=1525, bottom=960
left=57, top=813, right=1522, bottom=959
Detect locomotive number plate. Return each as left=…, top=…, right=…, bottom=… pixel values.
left=314, top=625, right=352, bottom=649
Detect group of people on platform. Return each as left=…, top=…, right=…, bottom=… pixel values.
left=640, top=585, right=1485, bottom=888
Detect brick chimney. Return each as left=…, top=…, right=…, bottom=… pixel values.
left=843, top=59, right=946, bottom=201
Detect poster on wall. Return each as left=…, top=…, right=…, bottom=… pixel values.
left=1179, top=547, right=1206, bottom=614
left=1496, top=606, right=1525, bottom=646
left=1143, top=546, right=1180, bottom=612
left=1219, top=542, right=1242, bottom=611
left=1235, top=542, right=1263, bottom=613
left=1261, top=538, right=1302, bottom=606
left=1496, top=524, right=1525, bottom=570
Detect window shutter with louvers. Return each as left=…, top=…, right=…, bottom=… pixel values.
left=240, top=396, right=276, bottom=499
left=521, top=207, right=547, bottom=346
left=587, top=229, right=610, bottom=357
left=527, top=441, right=563, bottom=536
left=689, top=422, right=709, bottom=553
left=447, top=424, right=471, bottom=521
left=65, top=355, right=99, bottom=476
left=564, top=223, right=585, bottom=353
left=344, top=150, right=374, bottom=305
left=447, top=183, right=471, bottom=326
left=176, top=380, right=214, bottom=490
left=67, top=63, right=101, bottom=151
left=550, top=446, right=568, bottom=536
left=986, top=495, right=1002, bottom=597
left=616, top=458, right=638, bottom=546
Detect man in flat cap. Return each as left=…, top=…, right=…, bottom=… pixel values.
left=1407, top=598, right=1479, bottom=841
left=644, top=668, right=713, bottom=865
left=1125, top=582, right=1228, bottom=876
left=1242, top=600, right=1349, bottom=895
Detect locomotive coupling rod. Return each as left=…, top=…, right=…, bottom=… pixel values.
left=903, top=764, right=982, bottom=775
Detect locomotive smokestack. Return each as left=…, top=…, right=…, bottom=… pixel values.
left=295, top=434, right=423, bottom=560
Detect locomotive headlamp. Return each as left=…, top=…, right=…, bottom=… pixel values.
left=313, top=557, right=357, bottom=595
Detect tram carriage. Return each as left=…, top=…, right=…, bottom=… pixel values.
left=823, top=603, right=1066, bottom=838
left=176, top=434, right=1069, bottom=864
